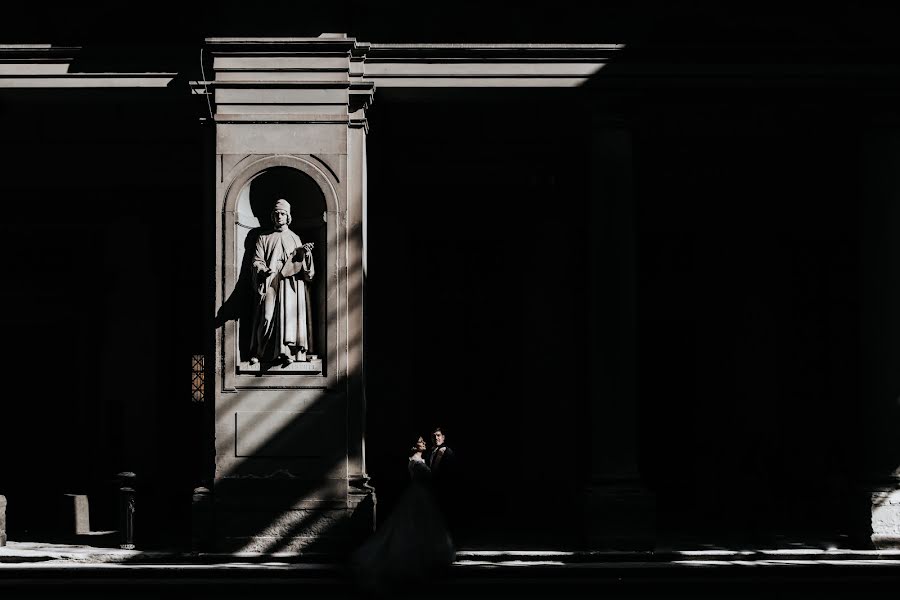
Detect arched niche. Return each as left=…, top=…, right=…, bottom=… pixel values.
left=232, top=166, right=329, bottom=373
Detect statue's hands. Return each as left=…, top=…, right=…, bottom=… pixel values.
left=292, top=243, right=314, bottom=262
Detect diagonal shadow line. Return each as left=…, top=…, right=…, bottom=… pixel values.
left=208, top=363, right=367, bottom=554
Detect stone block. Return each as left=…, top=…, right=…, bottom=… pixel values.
left=872, top=489, right=900, bottom=548
left=63, top=494, right=91, bottom=534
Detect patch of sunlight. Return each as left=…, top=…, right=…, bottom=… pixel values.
left=678, top=550, right=755, bottom=556
left=458, top=550, right=575, bottom=557
left=455, top=559, right=566, bottom=567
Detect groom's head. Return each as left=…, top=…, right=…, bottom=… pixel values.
left=431, top=427, right=445, bottom=447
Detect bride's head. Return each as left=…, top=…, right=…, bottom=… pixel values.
left=409, top=435, right=426, bottom=457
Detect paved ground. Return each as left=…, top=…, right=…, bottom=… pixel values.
left=2, top=543, right=900, bottom=598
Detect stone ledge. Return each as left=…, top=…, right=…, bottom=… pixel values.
left=238, top=358, right=323, bottom=373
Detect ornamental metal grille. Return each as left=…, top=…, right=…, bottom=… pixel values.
left=191, top=355, right=205, bottom=403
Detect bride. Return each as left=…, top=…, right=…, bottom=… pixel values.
left=352, top=435, right=455, bottom=589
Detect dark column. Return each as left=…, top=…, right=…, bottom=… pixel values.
left=860, top=124, right=900, bottom=548
left=118, top=472, right=136, bottom=550
left=582, top=115, right=655, bottom=548
left=191, top=486, right=212, bottom=552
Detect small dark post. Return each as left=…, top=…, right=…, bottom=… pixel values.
left=191, top=486, right=212, bottom=552
left=0, top=495, right=7, bottom=546
left=117, top=472, right=136, bottom=550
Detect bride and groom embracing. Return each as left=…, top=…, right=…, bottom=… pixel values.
left=352, top=427, right=457, bottom=590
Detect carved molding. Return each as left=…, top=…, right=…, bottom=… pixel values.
left=0, top=45, right=176, bottom=87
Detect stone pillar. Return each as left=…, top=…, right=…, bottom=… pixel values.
left=859, top=124, right=900, bottom=548
left=0, top=495, right=6, bottom=546
left=582, top=116, right=655, bottom=549
left=346, top=63, right=376, bottom=533
left=209, top=35, right=375, bottom=553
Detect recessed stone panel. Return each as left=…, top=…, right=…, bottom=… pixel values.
left=217, top=123, right=348, bottom=155
left=234, top=409, right=341, bottom=457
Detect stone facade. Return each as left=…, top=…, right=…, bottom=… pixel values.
left=2, top=25, right=900, bottom=553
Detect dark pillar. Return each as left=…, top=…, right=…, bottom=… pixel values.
left=582, top=116, right=655, bottom=549
left=191, top=486, right=212, bottom=552
left=118, top=472, right=136, bottom=550
left=860, top=124, right=900, bottom=548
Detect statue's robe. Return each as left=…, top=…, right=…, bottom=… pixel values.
left=249, top=227, right=315, bottom=362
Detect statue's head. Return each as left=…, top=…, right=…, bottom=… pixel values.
left=271, top=198, right=292, bottom=227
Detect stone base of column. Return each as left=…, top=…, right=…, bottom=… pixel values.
left=582, top=480, right=656, bottom=549
left=213, top=484, right=375, bottom=555
left=862, top=477, right=900, bottom=549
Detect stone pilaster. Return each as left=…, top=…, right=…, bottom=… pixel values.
left=347, top=47, right=375, bottom=532
left=208, top=35, right=375, bottom=553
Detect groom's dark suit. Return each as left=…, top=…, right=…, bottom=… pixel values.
left=424, top=443, right=457, bottom=535
left=425, top=443, right=454, bottom=478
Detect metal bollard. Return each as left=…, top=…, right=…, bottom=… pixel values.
left=191, top=486, right=212, bottom=552
left=117, top=472, right=136, bottom=550
left=0, top=495, right=6, bottom=547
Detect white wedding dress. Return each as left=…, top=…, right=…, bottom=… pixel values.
left=352, top=455, right=455, bottom=589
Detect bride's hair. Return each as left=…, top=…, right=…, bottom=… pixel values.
left=408, top=435, right=425, bottom=457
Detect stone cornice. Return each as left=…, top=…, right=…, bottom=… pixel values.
left=363, top=43, right=621, bottom=88
left=0, top=45, right=175, bottom=88
left=206, top=35, right=368, bottom=55
left=14, top=39, right=900, bottom=92
left=0, top=44, right=80, bottom=60
left=367, top=43, right=622, bottom=56
left=0, top=73, right=178, bottom=88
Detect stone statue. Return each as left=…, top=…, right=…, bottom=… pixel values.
left=248, top=198, right=315, bottom=365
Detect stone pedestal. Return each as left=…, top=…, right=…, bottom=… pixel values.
left=583, top=117, right=655, bottom=549
left=209, top=35, right=374, bottom=553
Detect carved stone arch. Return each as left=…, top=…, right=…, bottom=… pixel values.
left=223, top=154, right=341, bottom=217
left=220, top=153, right=343, bottom=390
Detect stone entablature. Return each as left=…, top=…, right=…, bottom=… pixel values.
left=205, top=36, right=373, bottom=124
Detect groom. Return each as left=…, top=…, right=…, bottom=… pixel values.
left=425, top=426, right=454, bottom=479
left=425, top=426, right=457, bottom=536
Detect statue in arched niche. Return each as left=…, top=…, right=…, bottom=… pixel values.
left=249, top=198, right=315, bottom=365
